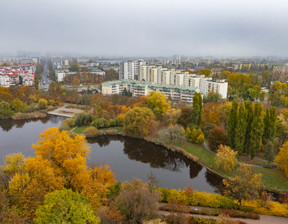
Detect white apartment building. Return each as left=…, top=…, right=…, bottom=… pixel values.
left=119, top=61, right=146, bottom=80
left=199, top=78, right=228, bottom=98
left=0, top=75, right=11, bottom=87
left=102, top=80, right=199, bottom=104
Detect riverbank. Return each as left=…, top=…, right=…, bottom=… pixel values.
left=73, top=125, right=288, bottom=194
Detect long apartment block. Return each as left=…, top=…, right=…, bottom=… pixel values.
left=102, top=80, right=199, bottom=103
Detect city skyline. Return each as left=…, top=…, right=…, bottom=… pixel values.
left=1, top=0, right=288, bottom=57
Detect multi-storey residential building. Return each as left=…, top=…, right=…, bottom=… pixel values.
left=119, top=61, right=146, bottom=80
left=102, top=80, right=199, bottom=104
left=199, top=78, right=228, bottom=98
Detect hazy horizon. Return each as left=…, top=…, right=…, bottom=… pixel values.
left=1, top=0, right=288, bottom=57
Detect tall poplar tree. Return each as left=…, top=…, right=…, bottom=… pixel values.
left=244, top=101, right=253, bottom=154
left=227, top=100, right=238, bottom=149
left=262, top=106, right=277, bottom=145
left=192, top=92, right=203, bottom=127
left=249, top=103, right=264, bottom=159
left=234, top=103, right=247, bottom=155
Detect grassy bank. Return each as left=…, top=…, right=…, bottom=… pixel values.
left=72, top=125, right=288, bottom=193
left=12, top=112, right=47, bottom=120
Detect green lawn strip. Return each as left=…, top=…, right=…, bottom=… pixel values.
left=73, top=125, right=90, bottom=134
left=73, top=126, right=123, bottom=135
left=254, top=167, right=288, bottom=193
left=181, top=141, right=288, bottom=193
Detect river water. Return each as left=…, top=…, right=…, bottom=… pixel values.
left=0, top=116, right=223, bottom=192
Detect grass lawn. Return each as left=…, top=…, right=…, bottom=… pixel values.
left=73, top=125, right=90, bottom=134
left=181, top=140, right=288, bottom=193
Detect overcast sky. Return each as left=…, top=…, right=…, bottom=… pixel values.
left=0, top=0, right=287, bottom=57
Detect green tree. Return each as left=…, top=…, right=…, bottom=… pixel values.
left=262, top=107, right=277, bottom=145
left=69, top=64, right=80, bottom=72
left=203, top=91, right=222, bottom=103
left=234, top=103, right=247, bottom=155
left=192, top=92, right=202, bottom=127
left=146, top=91, right=171, bottom=119
left=264, top=141, right=275, bottom=163
left=34, top=76, right=39, bottom=90
left=244, top=101, right=253, bottom=154
left=123, top=107, right=156, bottom=136
left=249, top=103, right=264, bottom=159
left=227, top=100, right=238, bottom=149
left=260, top=71, right=272, bottom=88
left=0, top=101, right=13, bottom=119
left=34, top=189, right=100, bottom=224
left=223, top=165, right=263, bottom=201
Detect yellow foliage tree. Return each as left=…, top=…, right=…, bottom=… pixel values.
left=223, top=165, right=263, bottom=201
left=82, top=165, right=116, bottom=211
left=274, top=141, right=288, bottom=177
left=146, top=91, right=171, bottom=119
left=215, top=145, right=237, bottom=171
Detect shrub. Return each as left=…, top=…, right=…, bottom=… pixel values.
left=59, top=119, right=71, bottom=131
left=196, top=134, right=205, bottom=144
left=38, top=99, right=48, bottom=110
left=92, top=118, right=110, bottom=129
left=83, top=126, right=99, bottom=138
left=75, top=113, right=92, bottom=127
left=215, top=145, right=237, bottom=171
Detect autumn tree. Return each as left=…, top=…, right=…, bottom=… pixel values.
left=274, top=141, right=288, bottom=177
left=161, top=124, right=185, bottom=144
left=114, top=179, right=161, bottom=224
left=227, top=100, right=238, bottom=149
left=163, top=108, right=181, bottom=125
left=234, top=103, right=247, bottom=155
left=201, top=102, right=221, bottom=127
left=249, top=103, right=264, bottom=159
left=38, top=99, right=48, bottom=110
left=123, top=107, right=156, bottom=136
left=34, top=189, right=100, bottom=224
left=146, top=91, right=171, bottom=119
left=223, top=165, right=263, bottom=201
left=199, top=69, right=211, bottom=77
left=192, top=92, right=202, bottom=127
left=207, top=127, right=227, bottom=152
left=215, top=145, right=237, bottom=172
left=0, top=101, right=13, bottom=119
left=177, top=106, right=192, bottom=128
left=262, top=107, right=277, bottom=145
left=11, top=98, right=27, bottom=112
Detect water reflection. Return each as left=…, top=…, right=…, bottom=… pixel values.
left=0, top=116, right=51, bottom=132
left=88, top=135, right=223, bottom=192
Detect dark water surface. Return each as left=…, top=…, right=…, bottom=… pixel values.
left=0, top=115, right=66, bottom=160
left=0, top=116, right=223, bottom=193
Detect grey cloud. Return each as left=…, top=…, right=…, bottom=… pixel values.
left=0, top=0, right=287, bottom=56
